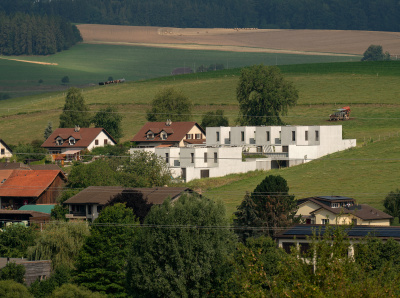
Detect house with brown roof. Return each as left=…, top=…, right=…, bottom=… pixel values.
left=296, top=196, right=392, bottom=226
left=131, top=121, right=205, bottom=148
left=0, top=139, right=12, bottom=160
left=0, top=169, right=66, bottom=210
left=64, top=186, right=194, bottom=221
left=41, top=126, right=117, bottom=161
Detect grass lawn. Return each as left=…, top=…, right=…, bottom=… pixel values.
left=196, top=136, right=400, bottom=216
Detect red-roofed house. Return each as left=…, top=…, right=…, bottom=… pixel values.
left=0, top=169, right=66, bottom=210
left=131, top=121, right=206, bottom=148
left=41, top=126, right=117, bottom=161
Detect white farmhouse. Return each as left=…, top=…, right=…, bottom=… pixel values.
left=42, top=126, right=117, bottom=161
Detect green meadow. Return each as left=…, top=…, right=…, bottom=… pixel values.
left=0, top=44, right=399, bottom=214
left=0, top=43, right=359, bottom=98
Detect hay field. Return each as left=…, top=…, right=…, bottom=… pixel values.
left=77, top=24, right=400, bottom=56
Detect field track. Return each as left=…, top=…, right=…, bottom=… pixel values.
left=77, top=24, right=400, bottom=56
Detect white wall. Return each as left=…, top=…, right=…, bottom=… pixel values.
left=87, top=131, right=116, bottom=150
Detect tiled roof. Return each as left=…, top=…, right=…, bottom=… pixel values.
left=0, top=170, right=66, bottom=197
left=41, top=128, right=117, bottom=148
left=64, top=186, right=194, bottom=205
left=0, top=210, right=50, bottom=218
left=131, top=122, right=205, bottom=144
left=299, top=198, right=392, bottom=221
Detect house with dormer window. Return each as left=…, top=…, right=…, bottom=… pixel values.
left=131, top=121, right=205, bottom=148
left=42, top=126, right=117, bottom=161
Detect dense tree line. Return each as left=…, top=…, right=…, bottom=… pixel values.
left=0, top=12, right=82, bottom=56
left=1, top=0, right=399, bottom=32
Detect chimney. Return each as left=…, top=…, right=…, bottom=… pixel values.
left=166, top=119, right=172, bottom=126
left=74, top=125, right=80, bottom=132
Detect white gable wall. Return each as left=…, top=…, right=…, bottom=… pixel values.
left=0, top=142, right=12, bottom=158
left=87, top=131, right=116, bottom=150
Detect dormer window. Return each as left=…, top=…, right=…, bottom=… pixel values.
left=160, top=131, right=167, bottom=140
left=69, top=137, right=76, bottom=146
left=56, top=137, right=63, bottom=146
left=147, top=131, right=154, bottom=140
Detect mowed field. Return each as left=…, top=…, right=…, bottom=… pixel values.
left=0, top=25, right=399, bottom=215
left=77, top=24, right=400, bottom=56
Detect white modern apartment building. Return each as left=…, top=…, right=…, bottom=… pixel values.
left=206, top=125, right=356, bottom=167
left=130, top=125, right=356, bottom=182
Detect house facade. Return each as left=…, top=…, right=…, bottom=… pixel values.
left=0, top=139, right=12, bottom=159
left=131, top=146, right=270, bottom=182
left=64, top=186, right=194, bottom=221
left=296, top=196, right=392, bottom=226
left=131, top=121, right=206, bottom=148
left=41, top=126, right=117, bottom=161
left=130, top=124, right=355, bottom=182
left=0, top=258, right=51, bottom=286
left=206, top=125, right=356, bottom=167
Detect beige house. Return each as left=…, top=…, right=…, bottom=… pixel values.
left=131, top=121, right=205, bottom=148
left=296, top=196, right=392, bottom=226
left=0, top=139, right=12, bottom=159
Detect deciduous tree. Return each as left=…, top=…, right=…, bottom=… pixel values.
left=237, top=65, right=298, bottom=125
left=361, top=44, right=391, bottom=61
left=0, top=225, right=38, bottom=258
left=126, top=194, right=236, bottom=297
left=59, top=87, right=90, bottom=128
left=27, top=221, right=90, bottom=270
left=0, top=263, right=25, bottom=284
left=383, top=189, right=400, bottom=222
left=146, top=87, right=192, bottom=122
left=92, top=106, right=123, bottom=142
left=201, top=109, right=229, bottom=128
left=74, top=203, right=138, bottom=297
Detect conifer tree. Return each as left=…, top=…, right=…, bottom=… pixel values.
left=59, top=87, right=90, bottom=128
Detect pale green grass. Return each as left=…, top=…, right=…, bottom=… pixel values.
left=201, top=136, right=400, bottom=215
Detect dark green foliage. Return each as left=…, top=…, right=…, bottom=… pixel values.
left=67, top=159, right=119, bottom=189
left=0, top=280, right=32, bottom=298
left=383, top=189, right=400, bottom=222
left=355, top=238, right=400, bottom=273
left=59, top=87, right=91, bottom=128
left=92, top=106, right=123, bottom=141
left=90, top=143, right=129, bottom=157
left=12, top=141, right=47, bottom=162
left=50, top=283, right=105, bottom=298
left=0, top=13, right=81, bottom=56
left=68, top=151, right=171, bottom=188
left=105, top=190, right=153, bottom=224
left=0, top=225, right=38, bottom=258
left=362, top=45, right=391, bottom=61
left=234, top=175, right=298, bottom=240
left=107, top=76, right=113, bottom=81
left=0, top=263, right=25, bottom=284
left=0, top=93, right=10, bottom=101
left=126, top=195, right=236, bottom=297
left=222, top=236, right=283, bottom=295
left=43, top=121, right=53, bottom=141
left=146, top=87, right=192, bottom=122
left=61, top=76, right=69, bottom=85
left=51, top=189, right=80, bottom=221
left=29, top=266, right=72, bottom=298
left=74, top=203, right=138, bottom=297
left=200, top=109, right=229, bottom=128
left=3, top=0, right=400, bottom=32
left=118, top=151, right=172, bottom=187
left=237, top=65, right=298, bottom=126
